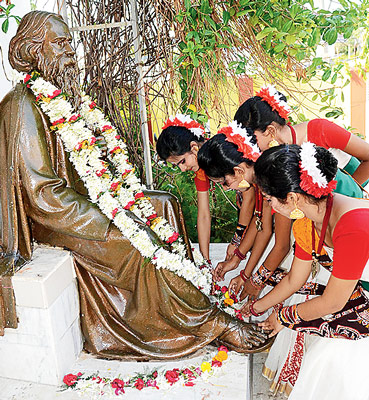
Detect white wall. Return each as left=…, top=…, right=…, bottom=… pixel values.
left=0, top=0, right=31, bottom=101
left=0, top=0, right=57, bottom=102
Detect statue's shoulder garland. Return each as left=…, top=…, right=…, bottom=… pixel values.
left=22, top=71, right=213, bottom=293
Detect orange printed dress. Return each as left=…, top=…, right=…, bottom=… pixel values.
left=283, top=212, right=369, bottom=400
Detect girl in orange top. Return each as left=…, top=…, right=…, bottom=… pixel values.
left=156, top=115, right=256, bottom=263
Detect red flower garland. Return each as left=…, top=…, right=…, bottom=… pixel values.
left=255, top=87, right=290, bottom=120
left=162, top=116, right=205, bottom=137
left=218, top=126, right=260, bottom=162
left=299, top=168, right=337, bottom=198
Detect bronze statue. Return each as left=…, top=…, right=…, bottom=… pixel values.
left=0, top=10, right=270, bottom=358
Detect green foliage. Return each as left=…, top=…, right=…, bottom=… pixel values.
left=0, top=3, right=21, bottom=33
left=171, top=0, right=369, bottom=122
left=153, top=162, right=238, bottom=243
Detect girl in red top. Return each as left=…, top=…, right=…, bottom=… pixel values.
left=235, top=85, right=369, bottom=196
left=156, top=115, right=256, bottom=262
left=251, top=143, right=369, bottom=400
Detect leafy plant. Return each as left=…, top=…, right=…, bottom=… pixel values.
left=167, top=0, right=369, bottom=122
left=153, top=160, right=238, bottom=243
left=0, top=2, right=21, bottom=33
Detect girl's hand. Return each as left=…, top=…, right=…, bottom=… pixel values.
left=226, top=243, right=237, bottom=261
left=240, top=279, right=262, bottom=302
left=258, top=311, right=284, bottom=337
left=213, top=258, right=240, bottom=281
left=228, top=275, right=244, bottom=296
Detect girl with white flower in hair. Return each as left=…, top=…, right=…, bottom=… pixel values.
left=156, top=115, right=257, bottom=265
left=234, top=85, right=369, bottom=396
left=253, top=143, right=369, bottom=400
left=235, top=85, right=369, bottom=198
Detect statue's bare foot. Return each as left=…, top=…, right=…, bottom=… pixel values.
left=217, top=319, right=274, bottom=353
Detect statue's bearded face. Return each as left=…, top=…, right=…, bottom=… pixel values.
left=36, top=18, right=82, bottom=110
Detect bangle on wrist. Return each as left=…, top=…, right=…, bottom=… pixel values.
left=273, top=302, right=283, bottom=314
left=249, top=277, right=265, bottom=290
left=234, top=248, right=246, bottom=260
left=277, top=304, right=301, bottom=328
left=249, top=300, right=266, bottom=317
left=231, top=224, right=248, bottom=247
left=239, top=269, right=250, bottom=283
left=250, top=263, right=273, bottom=288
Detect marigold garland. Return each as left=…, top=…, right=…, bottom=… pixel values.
left=209, top=284, right=246, bottom=321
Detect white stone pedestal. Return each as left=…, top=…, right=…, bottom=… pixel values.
left=0, top=245, right=83, bottom=385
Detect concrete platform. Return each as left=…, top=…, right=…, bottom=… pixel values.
left=0, top=243, right=278, bottom=399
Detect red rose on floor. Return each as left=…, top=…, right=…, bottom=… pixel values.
left=111, top=378, right=125, bottom=395
left=146, top=379, right=159, bottom=389
left=152, top=371, right=158, bottom=378
left=63, top=373, right=78, bottom=386
left=185, top=381, right=195, bottom=386
left=217, top=345, right=229, bottom=353
left=182, top=368, right=194, bottom=377
left=134, top=378, right=145, bottom=390
left=165, top=369, right=180, bottom=385
left=221, top=286, right=227, bottom=293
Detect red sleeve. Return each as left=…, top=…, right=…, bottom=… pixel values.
left=307, top=119, right=351, bottom=150
left=332, top=209, right=369, bottom=279
left=294, top=241, right=312, bottom=261
left=194, top=169, right=210, bottom=192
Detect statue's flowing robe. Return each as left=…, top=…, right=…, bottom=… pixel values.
left=0, top=84, right=229, bottom=358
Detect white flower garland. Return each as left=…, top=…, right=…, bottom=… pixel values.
left=22, top=72, right=212, bottom=295
left=300, top=142, right=328, bottom=188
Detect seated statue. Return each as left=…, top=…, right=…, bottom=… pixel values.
left=0, top=10, right=270, bottom=359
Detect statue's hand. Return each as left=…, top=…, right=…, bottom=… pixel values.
left=242, top=322, right=270, bottom=346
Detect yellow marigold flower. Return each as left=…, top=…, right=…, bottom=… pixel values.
left=201, top=362, right=211, bottom=373
left=150, top=217, right=163, bottom=228
left=224, top=298, right=234, bottom=306
left=224, top=291, right=230, bottom=299
left=215, top=350, right=228, bottom=362
left=188, top=104, right=197, bottom=112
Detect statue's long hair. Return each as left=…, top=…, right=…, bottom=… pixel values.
left=9, top=11, right=64, bottom=73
